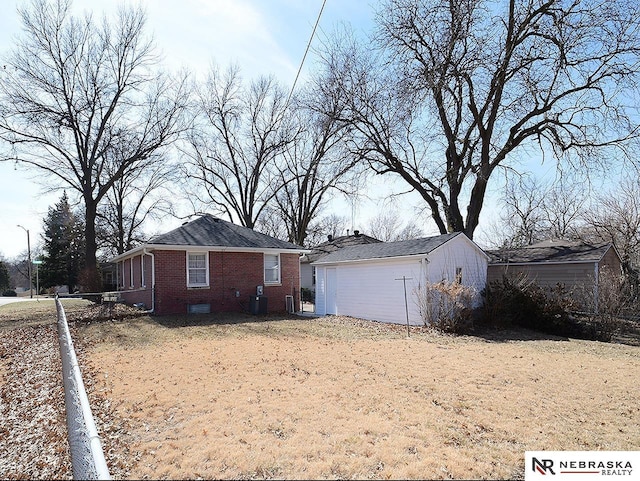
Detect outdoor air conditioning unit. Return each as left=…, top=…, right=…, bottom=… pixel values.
left=256, top=285, right=264, bottom=296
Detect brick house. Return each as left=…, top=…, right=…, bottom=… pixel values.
left=110, top=215, right=309, bottom=315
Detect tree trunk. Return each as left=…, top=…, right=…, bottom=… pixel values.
left=81, top=199, right=102, bottom=292
left=464, top=176, right=489, bottom=240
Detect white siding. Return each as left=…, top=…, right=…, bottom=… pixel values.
left=314, top=234, right=488, bottom=324
left=300, top=262, right=314, bottom=290
left=315, top=265, right=327, bottom=315
left=424, top=234, right=487, bottom=307
left=335, top=258, right=423, bottom=324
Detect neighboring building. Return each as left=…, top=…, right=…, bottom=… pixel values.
left=300, top=230, right=382, bottom=294
left=110, top=215, right=309, bottom=315
left=313, top=232, right=488, bottom=325
left=486, top=239, right=623, bottom=297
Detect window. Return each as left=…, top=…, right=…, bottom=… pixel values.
left=187, top=252, right=209, bottom=287
left=312, top=266, right=316, bottom=286
left=264, top=253, right=280, bottom=284
left=119, top=261, right=125, bottom=288
left=129, top=258, right=134, bottom=288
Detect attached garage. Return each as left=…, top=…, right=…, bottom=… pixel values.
left=313, top=232, right=488, bottom=325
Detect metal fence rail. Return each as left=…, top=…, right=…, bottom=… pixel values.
left=55, top=296, right=111, bottom=480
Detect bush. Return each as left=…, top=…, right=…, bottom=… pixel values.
left=415, top=281, right=476, bottom=334
left=2, top=289, right=17, bottom=297
left=481, top=274, right=622, bottom=342
left=571, top=268, right=629, bottom=342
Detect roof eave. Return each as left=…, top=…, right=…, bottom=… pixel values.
left=110, top=243, right=310, bottom=262
left=489, top=259, right=598, bottom=266
left=313, top=252, right=438, bottom=266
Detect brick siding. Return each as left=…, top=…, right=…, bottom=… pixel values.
left=119, top=250, right=301, bottom=315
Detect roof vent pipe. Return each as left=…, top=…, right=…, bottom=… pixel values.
left=328, top=234, right=333, bottom=242
left=354, top=230, right=360, bottom=237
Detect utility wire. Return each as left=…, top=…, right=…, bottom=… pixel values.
left=284, top=0, right=328, bottom=109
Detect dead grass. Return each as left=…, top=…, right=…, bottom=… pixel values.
left=73, top=313, right=640, bottom=480
left=0, top=299, right=93, bottom=330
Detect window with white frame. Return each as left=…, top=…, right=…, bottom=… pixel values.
left=264, top=253, right=280, bottom=284
left=187, top=252, right=209, bottom=287
left=119, top=261, right=125, bottom=288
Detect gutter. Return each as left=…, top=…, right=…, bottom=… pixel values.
left=110, top=243, right=310, bottom=263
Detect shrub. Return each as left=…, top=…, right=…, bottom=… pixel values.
left=2, top=289, right=17, bottom=297
left=571, top=268, right=630, bottom=342
left=415, top=281, right=476, bottom=334
left=481, top=275, right=576, bottom=335
left=481, top=273, right=625, bottom=342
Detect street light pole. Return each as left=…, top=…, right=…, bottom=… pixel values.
left=33, top=260, right=43, bottom=298
left=17, top=225, right=32, bottom=299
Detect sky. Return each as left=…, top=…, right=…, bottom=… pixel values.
left=0, top=0, right=564, bottom=259
left=0, top=0, right=393, bottom=259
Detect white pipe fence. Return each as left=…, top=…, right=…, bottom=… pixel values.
left=55, top=296, right=111, bottom=480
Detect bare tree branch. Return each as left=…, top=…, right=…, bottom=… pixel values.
left=0, top=0, right=189, bottom=289
left=317, top=0, right=640, bottom=239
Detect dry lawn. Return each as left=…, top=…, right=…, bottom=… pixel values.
left=0, top=298, right=144, bottom=479
left=75, top=314, right=640, bottom=480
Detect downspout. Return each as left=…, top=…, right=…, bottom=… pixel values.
left=143, top=248, right=155, bottom=313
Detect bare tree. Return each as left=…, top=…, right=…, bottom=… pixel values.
left=183, top=65, right=294, bottom=228
left=495, top=173, right=586, bottom=247
left=304, top=214, right=351, bottom=247
left=96, top=160, right=176, bottom=258
left=581, top=178, right=640, bottom=277
left=498, top=175, right=547, bottom=247
left=270, top=85, right=358, bottom=246
left=318, top=0, right=640, bottom=239
left=541, top=176, right=586, bottom=240
left=0, top=0, right=188, bottom=290
left=366, top=204, right=424, bottom=242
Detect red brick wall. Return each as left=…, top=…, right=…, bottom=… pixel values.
left=141, top=250, right=301, bottom=315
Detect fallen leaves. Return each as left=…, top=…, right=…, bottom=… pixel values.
left=0, top=325, right=71, bottom=479
left=0, top=301, right=142, bottom=480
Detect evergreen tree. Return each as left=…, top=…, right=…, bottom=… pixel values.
left=40, top=192, right=85, bottom=293
left=0, top=259, right=10, bottom=292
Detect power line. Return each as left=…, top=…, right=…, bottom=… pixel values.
left=284, top=0, right=328, bottom=108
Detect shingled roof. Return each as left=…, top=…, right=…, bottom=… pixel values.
left=110, top=215, right=307, bottom=262
left=313, top=232, right=462, bottom=264
left=147, top=215, right=304, bottom=250
left=487, top=239, right=614, bottom=265
left=303, top=232, right=383, bottom=263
